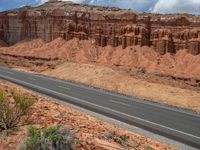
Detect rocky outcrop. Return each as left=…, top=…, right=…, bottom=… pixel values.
left=152, top=29, right=174, bottom=55
left=0, top=1, right=199, bottom=55
left=188, top=38, right=200, bottom=55
left=173, top=29, right=200, bottom=55
left=95, top=24, right=149, bottom=48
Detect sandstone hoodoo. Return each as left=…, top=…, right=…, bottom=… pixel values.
left=0, top=1, right=199, bottom=55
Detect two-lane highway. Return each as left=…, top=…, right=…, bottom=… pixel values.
left=0, top=67, right=200, bottom=148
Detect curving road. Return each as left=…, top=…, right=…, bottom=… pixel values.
left=0, top=67, right=200, bottom=148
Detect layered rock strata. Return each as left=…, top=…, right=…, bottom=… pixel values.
left=0, top=1, right=199, bottom=55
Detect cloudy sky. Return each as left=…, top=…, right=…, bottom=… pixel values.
left=0, top=0, right=200, bottom=15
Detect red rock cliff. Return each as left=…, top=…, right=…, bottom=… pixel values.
left=0, top=1, right=200, bottom=55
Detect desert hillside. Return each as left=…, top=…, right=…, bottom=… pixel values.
left=0, top=1, right=199, bottom=150
left=0, top=37, right=200, bottom=112
left=0, top=0, right=199, bottom=83
left=0, top=0, right=200, bottom=56
left=0, top=38, right=200, bottom=81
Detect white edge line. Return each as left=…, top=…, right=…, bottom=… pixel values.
left=0, top=74, right=200, bottom=140
left=59, top=86, right=70, bottom=90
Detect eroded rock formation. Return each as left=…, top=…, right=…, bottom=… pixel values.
left=174, top=29, right=200, bottom=55
left=0, top=1, right=200, bottom=55
left=152, top=29, right=174, bottom=54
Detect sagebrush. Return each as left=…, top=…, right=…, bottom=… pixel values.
left=0, top=90, right=35, bottom=130
left=21, top=125, right=75, bottom=150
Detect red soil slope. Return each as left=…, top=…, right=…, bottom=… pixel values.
left=0, top=38, right=199, bottom=80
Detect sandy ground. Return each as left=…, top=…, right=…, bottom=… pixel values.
left=0, top=80, right=175, bottom=150
left=43, top=62, right=200, bottom=112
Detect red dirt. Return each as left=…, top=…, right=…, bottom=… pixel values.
left=0, top=38, right=199, bottom=80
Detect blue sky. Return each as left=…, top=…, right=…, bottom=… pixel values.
left=0, top=0, right=200, bottom=15
left=0, top=0, right=39, bottom=11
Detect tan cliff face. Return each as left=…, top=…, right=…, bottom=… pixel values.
left=0, top=0, right=200, bottom=55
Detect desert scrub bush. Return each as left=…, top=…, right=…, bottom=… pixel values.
left=145, top=146, right=155, bottom=150
left=0, top=90, right=35, bottom=130
left=12, top=91, right=36, bottom=112
left=102, top=131, right=129, bottom=147
left=21, top=125, right=75, bottom=150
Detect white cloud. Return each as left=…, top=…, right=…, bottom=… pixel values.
left=152, top=0, right=200, bottom=15
left=35, top=0, right=48, bottom=5
left=35, top=0, right=85, bottom=5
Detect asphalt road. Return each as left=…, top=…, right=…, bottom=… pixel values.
left=0, top=67, right=200, bottom=148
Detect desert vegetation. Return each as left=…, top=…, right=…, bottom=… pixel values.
left=0, top=90, right=35, bottom=131
left=20, top=125, right=74, bottom=150
left=0, top=88, right=76, bottom=150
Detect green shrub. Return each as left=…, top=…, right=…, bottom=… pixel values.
left=0, top=90, right=6, bottom=104
left=145, top=146, right=155, bottom=150
left=24, top=126, right=41, bottom=150
left=21, top=125, right=74, bottom=150
left=0, top=90, right=9, bottom=130
left=0, top=90, right=35, bottom=130
left=12, top=92, right=36, bottom=112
